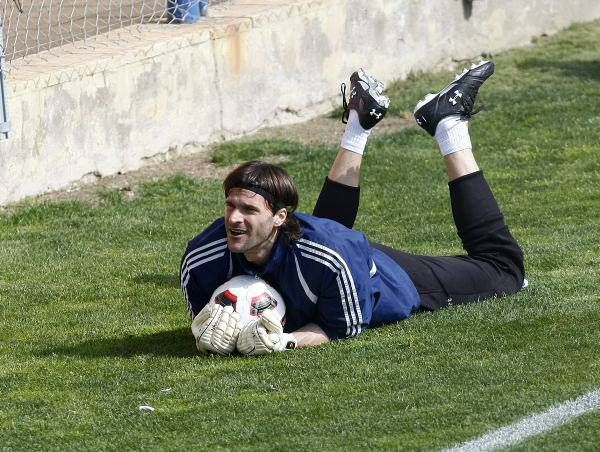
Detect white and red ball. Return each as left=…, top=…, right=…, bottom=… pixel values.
left=210, top=275, right=286, bottom=326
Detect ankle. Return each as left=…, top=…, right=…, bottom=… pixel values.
left=341, top=110, right=372, bottom=155
left=444, top=149, right=480, bottom=181
left=435, top=116, right=471, bottom=156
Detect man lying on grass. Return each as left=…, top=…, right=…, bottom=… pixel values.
left=180, top=62, right=525, bottom=356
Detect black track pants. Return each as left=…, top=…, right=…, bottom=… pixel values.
left=312, top=172, right=525, bottom=310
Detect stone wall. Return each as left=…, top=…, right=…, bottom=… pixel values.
left=1, top=0, right=599, bottom=205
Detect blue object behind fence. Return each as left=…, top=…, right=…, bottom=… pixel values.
left=167, top=0, right=208, bottom=24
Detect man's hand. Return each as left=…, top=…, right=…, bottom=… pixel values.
left=237, top=309, right=298, bottom=356
left=191, top=303, right=241, bottom=355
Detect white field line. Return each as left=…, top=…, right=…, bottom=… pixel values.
left=445, top=389, right=600, bottom=452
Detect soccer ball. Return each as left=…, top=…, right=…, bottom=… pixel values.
left=210, top=275, right=286, bottom=326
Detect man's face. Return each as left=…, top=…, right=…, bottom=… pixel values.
left=225, top=188, right=285, bottom=262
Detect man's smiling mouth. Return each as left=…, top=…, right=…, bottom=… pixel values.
left=229, top=228, right=247, bottom=237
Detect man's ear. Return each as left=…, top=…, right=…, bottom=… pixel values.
left=273, top=208, right=287, bottom=227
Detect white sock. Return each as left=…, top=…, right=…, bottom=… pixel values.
left=434, top=116, right=472, bottom=156
left=340, top=110, right=371, bottom=155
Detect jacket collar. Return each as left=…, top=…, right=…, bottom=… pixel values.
left=235, top=233, right=287, bottom=277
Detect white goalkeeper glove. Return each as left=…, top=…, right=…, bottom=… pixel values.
left=191, top=303, right=241, bottom=355
left=237, top=309, right=298, bottom=356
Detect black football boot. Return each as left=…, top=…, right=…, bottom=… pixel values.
left=341, top=68, right=390, bottom=130
left=414, top=60, right=494, bottom=136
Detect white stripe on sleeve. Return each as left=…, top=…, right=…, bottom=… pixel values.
left=298, top=238, right=363, bottom=326
left=180, top=238, right=228, bottom=287
left=182, top=251, right=226, bottom=317
left=180, top=237, right=228, bottom=317
left=294, top=254, right=318, bottom=304
left=180, top=237, right=227, bottom=276
left=299, top=251, right=356, bottom=336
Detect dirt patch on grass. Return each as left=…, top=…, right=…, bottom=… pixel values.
left=250, top=113, right=413, bottom=147
left=30, top=114, right=414, bottom=206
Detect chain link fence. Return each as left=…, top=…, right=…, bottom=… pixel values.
left=0, top=0, right=226, bottom=63
left=0, top=0, right=230, bottom=138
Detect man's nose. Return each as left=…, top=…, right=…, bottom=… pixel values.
left=228, top=208, right=243, bottom=223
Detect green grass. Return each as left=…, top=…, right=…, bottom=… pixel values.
left=2, top=20, right=600, bottom=451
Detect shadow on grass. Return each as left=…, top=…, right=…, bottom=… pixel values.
left=38, top=328, right=196, bottom=358
left=516, top=59, right=600, bottom=80
left=133, top=272, right=180, bottom=288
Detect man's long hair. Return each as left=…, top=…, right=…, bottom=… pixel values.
left=223, top=160, right=302, bottom=242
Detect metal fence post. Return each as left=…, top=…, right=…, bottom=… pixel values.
left=0, top=21, right=10, bottom=140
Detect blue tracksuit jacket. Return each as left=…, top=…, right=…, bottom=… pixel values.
left=180, top=213, right=420, bottom=340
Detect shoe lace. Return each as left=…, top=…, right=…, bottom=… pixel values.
left=470, top=103, right=486, bottom=116
left=460, top=91, right=486, bottom=119
left=340, top=82, right=350, bottom=124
